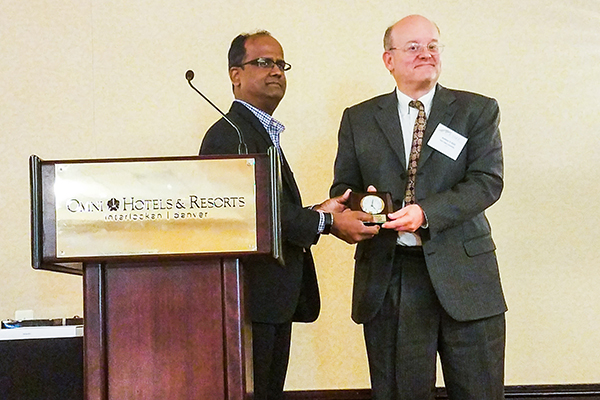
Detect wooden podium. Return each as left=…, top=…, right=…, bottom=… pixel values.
left=30, top=152, right=281, bottom=400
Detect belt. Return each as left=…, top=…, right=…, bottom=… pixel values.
left=395, top=245, right=424, bottom=256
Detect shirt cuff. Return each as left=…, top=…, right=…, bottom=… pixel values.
left=315, top=210, right=333, bottom=234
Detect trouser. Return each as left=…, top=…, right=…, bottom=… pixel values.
left=252, top=321, right=293, bottom=400
left=363, top=246, right=506, bottom=400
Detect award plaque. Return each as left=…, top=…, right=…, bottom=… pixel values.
left=349, top=192, right=393, bottom=224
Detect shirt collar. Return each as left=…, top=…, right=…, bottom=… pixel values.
left=235, top=99, right=285, bottom=149
left=234, top=99, right=285, bottom=133
left=395, top=86, right=436, bottom=117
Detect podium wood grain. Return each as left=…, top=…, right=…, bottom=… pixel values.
left=84, top=259, right=251, bottom=399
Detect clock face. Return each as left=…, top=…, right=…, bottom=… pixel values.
left=360, top=195, right=385, bottom=214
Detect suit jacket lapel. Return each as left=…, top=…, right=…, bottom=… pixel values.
left=375, top=91, right=407, bottom=169
left=231, top=102, right=273, bottom=149
left=232, top=102, right=302, bottom=205
left=419, top=84, right=457, bottom=166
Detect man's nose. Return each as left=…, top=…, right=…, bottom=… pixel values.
left=270, top=65, right=284, bottom=75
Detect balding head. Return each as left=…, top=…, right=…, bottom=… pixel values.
left=384, top=15, right=440, bottom=51
left=382, top=15, right=442, bottom=99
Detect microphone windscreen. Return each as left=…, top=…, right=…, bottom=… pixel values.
left=185, top=70, right=195, bottom=81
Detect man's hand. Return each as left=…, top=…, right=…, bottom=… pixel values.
left=313, top=188, right=352, bottom=213
left=331, top=209, right=380, bottom=244
left=313, top=187, right=380, bottom=243
left=382, top=204, right=425, bottom=232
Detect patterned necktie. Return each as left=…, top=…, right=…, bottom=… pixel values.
left=404, top=100, right=426, bottom=204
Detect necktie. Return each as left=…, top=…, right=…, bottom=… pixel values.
left=404, top=100, right=426, bottom=204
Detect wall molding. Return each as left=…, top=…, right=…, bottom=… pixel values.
left=285, top=384, right=600, bottom=399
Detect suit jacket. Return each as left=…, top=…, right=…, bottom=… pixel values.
left=200, top=101, right=320, bottom=324
left=330, top=84, right=507, bottom=324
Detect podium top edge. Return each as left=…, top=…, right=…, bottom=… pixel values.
left=29, top=153, right=270, bottom=165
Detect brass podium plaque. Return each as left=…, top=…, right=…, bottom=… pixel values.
left=54, top=158, right=257, bottom=257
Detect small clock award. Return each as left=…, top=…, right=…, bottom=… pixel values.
left=349, top=192, right=393, bottom=224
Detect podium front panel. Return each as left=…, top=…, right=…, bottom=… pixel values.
left=30, top=154, right=278, bottom=272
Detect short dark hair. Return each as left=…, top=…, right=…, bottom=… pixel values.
left=228, top=30, right=272, bottom=69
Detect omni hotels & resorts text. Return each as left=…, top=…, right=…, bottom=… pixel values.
left=66, top=195, right=246, bottom=222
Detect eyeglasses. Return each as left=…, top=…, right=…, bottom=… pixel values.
left=388, top=42, right=445, bottom=55
left=240, top=57, right=292, bottom=72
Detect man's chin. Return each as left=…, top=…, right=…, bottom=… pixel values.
left=415, top=70, right=440, bottom=84
left=266, top=86, right=285, bottom=99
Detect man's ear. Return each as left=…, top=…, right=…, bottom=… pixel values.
left=382, top=51, right=394, bottom=73
left=229, top=67, right=241, bottom=88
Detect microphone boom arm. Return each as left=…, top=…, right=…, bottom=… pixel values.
left=186, top=70, right=248, bottom=155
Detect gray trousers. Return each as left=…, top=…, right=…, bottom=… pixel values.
left=363, top=246, right=506, bottom=400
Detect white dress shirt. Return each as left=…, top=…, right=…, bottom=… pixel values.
left=395, top=86, right=435, bottom=246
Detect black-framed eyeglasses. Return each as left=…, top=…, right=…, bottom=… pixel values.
left=239, top=57, right=292, bottom=72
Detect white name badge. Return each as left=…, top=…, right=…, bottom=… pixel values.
left=427, top=124, right=467, bottom=160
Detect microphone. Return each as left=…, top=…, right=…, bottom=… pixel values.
left=186, top=70, right=248, bottom=155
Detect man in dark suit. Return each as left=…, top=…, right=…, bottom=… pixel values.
left=330, top=15, right=507, bottom=400
left=200, top=31, right=379, bottom=400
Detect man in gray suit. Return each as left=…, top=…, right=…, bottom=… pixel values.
left=330, top=15, right=507, bottom=400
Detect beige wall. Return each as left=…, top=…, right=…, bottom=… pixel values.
left=2, top=0, right=600, bottom=389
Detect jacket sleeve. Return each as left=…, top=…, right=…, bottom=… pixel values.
left=280, top=202, right=322, bottom=248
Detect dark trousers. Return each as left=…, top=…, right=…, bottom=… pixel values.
left=363, top=247, right=506, bottom=400
left=252, top=321, right=293, bottom=400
